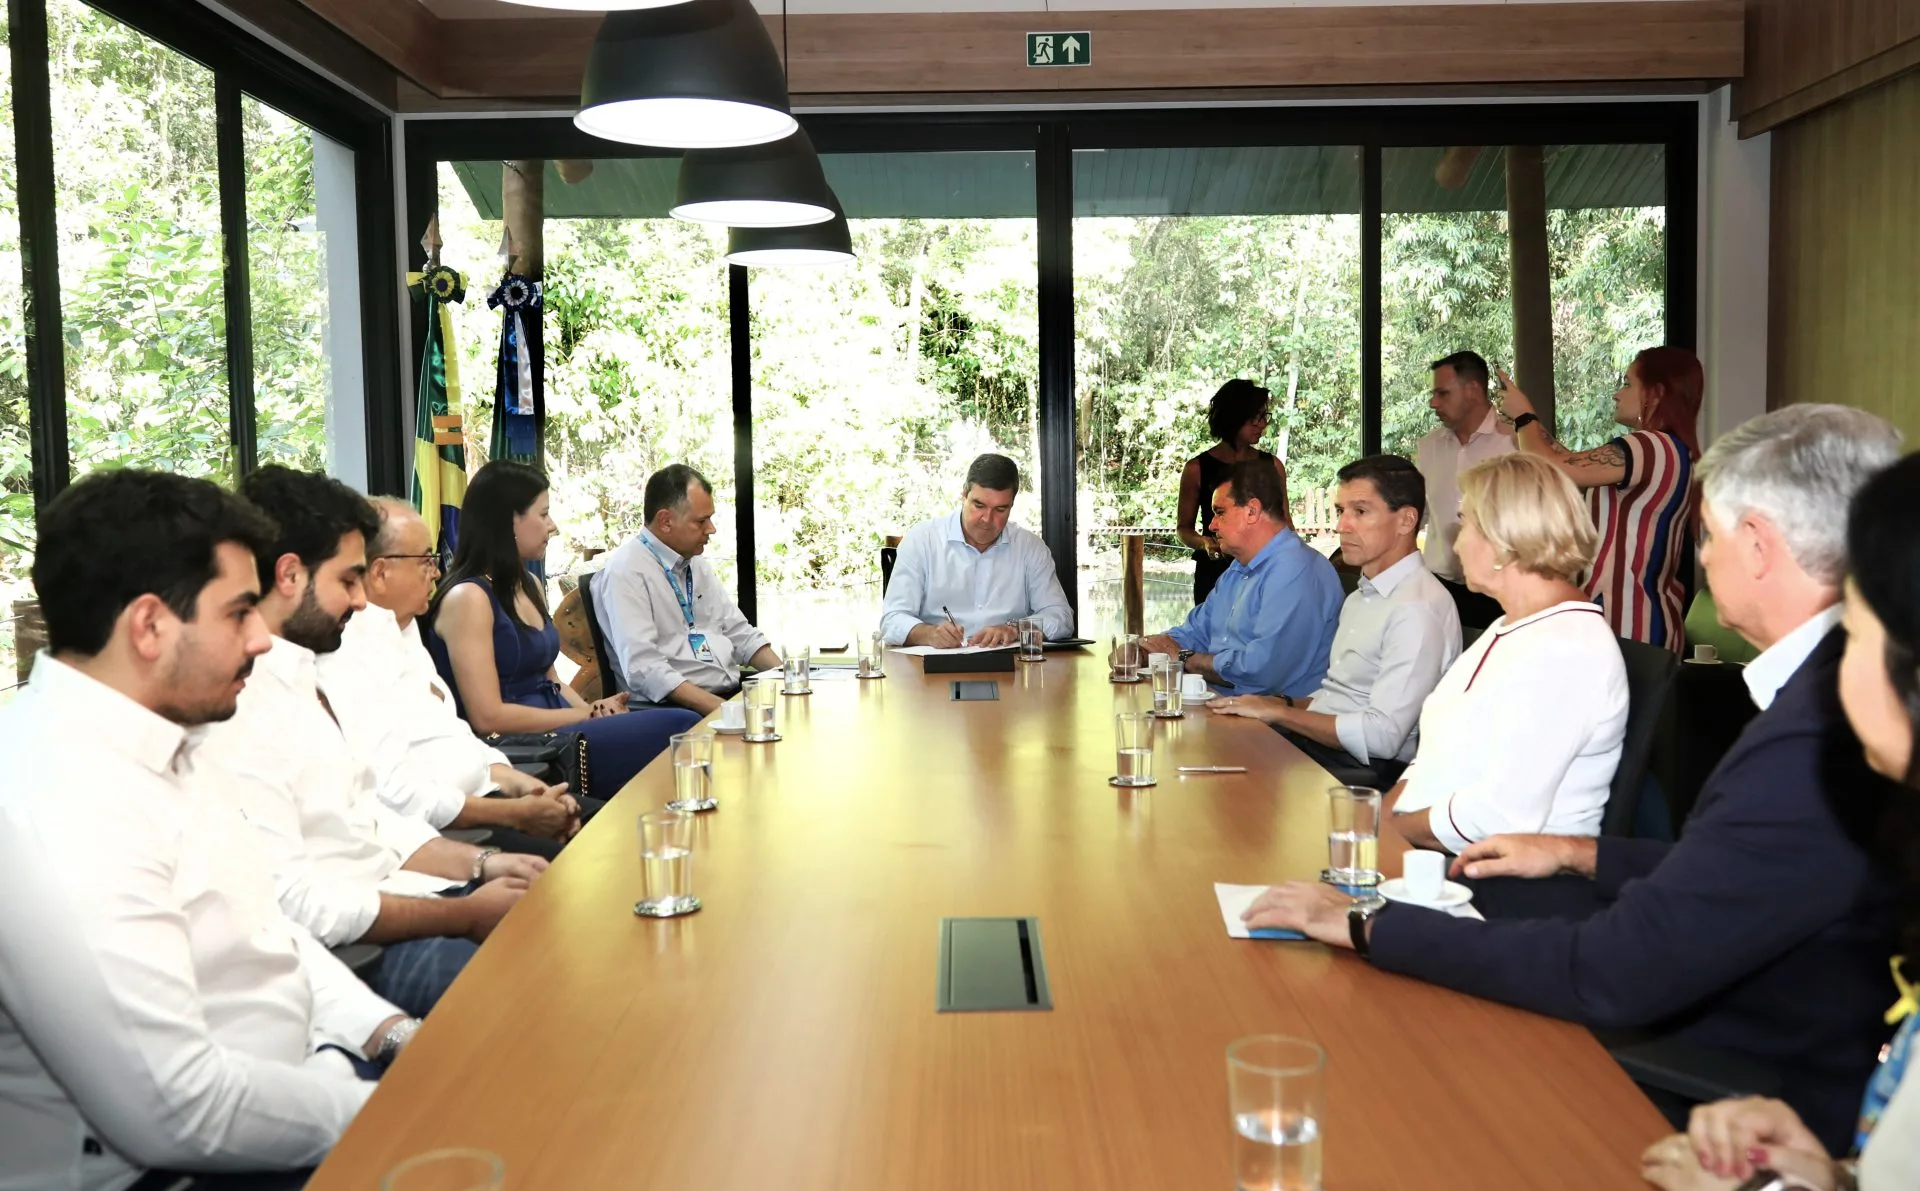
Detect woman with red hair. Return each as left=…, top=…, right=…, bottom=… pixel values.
left=1498, top=346, right=1703, bottom=653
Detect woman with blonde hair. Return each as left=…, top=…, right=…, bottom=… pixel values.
left=1388, top=452, right=1629, bottom=854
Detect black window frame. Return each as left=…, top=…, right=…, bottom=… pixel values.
left=405, top=102, right=1698, bottom=619
left=7, top=0, right=405, bottom=502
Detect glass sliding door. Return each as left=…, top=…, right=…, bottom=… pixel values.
left=747, top=149, right=1039, bottom=649
left=1380, top=144, right=1667, bottom=459
left=438, top=158, right=735, bottom=587
left=1074, top=145, right=1362, bottom=635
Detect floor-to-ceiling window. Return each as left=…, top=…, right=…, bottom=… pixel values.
left=1074, top=144, right=1362, bottom=636
left=747, top=149, right=1038, bottom=649
left=406, top=106, right=1695, bottom=641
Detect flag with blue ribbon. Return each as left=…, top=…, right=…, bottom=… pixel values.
left=406, top=250, right=468, bottom=565
left=488, top=272, right=542, bottom=464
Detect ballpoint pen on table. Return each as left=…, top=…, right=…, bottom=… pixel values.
left=1177, top=766, right=1248, bottom=774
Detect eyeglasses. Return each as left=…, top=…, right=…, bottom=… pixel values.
left=376, top=552, right=442, bottom=571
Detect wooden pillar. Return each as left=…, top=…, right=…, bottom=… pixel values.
left=1122, top=534, right=1145, bottom=637
left=1506, top=145, right=1556, bottom=433
left=502, top=159, right=547, bottom=467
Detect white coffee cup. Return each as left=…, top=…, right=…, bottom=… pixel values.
left=1180, top=672, right=1208, bottom=699
left=1148, top=652, right=1174, bottom=672
left=1402, top=850, right=1447, bottom=902
left=718, top=700, right=746, bottom=730
left=1691, top=643, right=1720, bottom=664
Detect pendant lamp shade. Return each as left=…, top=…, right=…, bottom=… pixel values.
left=673, top=128, right=836, bottom=227
left=727, top=195, right=854, bottom=266
left=575, top=0, right=796, bottom=150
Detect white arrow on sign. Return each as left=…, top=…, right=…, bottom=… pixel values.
left=1062, top=34, right=1083, bottom=63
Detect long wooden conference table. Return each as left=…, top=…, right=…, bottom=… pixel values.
left=310, top=649, right=1668, bottom=1189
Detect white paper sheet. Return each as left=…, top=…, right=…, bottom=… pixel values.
left=887, top=644, right=1013, bottom=657
left=1214, top=880, right=1484, bottom=941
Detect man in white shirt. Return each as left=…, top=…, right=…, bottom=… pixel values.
left=1413, top=350, right=1514, bottom=625
left=880, top=453, right=1074, bottom=647
left=594, top=464, right=780, bottom=714
left=317, top=497, right=581, bottom=853
left=191, top=467, right=546, bottom=1019
left=1209, top=455, right=1461, bottom=786
left=0, top=469, right=415, bottom=1191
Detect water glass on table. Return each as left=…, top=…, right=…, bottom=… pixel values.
left=382, top=1148, right=504, bottom=1191
left=666, top=730, right=717, bottom=812
left=858, top=630, right=886, bottom=678
left=1149, top=652, right=1184, bottom=718
left=634, top=809, right=700, bottom=918
left=1016, top=616, right=1046, bottom=663
left=782, top=644, right=812, bottom=695
left=1111, top=710, right=1157, bottom=787
left=1323, top=784, right=1383, bottom=889
left=744, top=676, right=780, bottom=742
left=1111, top=634, right=1143, bottom=682
left=1227, top=1036, right=1327, bottom=1191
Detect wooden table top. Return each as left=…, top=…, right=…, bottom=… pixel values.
left=310, top=651, right=1666, bottom=1190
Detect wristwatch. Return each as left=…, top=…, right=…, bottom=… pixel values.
left=374, top=1016, right=421, bottom=1063
left=471, top=846, right=501, bottom=883
left=1512, top=412, right=1539, bottom=432
left=1177, top=648, right=1195, bottom=665
left=1348, top=899, right=1388, bottom=957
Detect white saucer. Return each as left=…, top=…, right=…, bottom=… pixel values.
left=1377, top=878, right=1472, bottom=909
left=712, top=722, right=746, bottom=735
left=1183, top=690, right=1215, bottom=703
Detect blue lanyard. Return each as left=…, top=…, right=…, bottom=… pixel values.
left=641, top=535, right=696, bottom=629
left=1857, top=961, right=1920, bottom=1154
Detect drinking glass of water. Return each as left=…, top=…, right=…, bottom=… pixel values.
left=858, top=630, right=886, bottom=678
left=1111, top=710, right=1156, bottom=787
left=1111, top=634, right=1143, bottom=682
left=382, top=1148, right=504, bottom=1191
left=782, top=643, right=812, bottom=695
left=1016, top=617, right=1045, bottom=664
left=744, top=676, right=780, bottom=742
left=665, top=730, right=717, bottom=813
left=1324, top=785, right=1383, bottom=888
left=1149, top=652, right=1184, bottom=718
left=1227, top=1035, right=1326, bottom=1191
left=634, top=809, right=699, bottom=918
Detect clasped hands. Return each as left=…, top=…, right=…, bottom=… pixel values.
left=1641, top=1097, right=1840, bottom=1191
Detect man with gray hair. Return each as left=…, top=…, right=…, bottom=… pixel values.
left=1238, top=405, right=1904, bottom=1150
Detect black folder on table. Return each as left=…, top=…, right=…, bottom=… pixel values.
left=921, top=647, right=1016, bottom=674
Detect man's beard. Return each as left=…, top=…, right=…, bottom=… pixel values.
left=154, top=655, right=255, bottom=727
left=281, top=580, right=349, bottom=655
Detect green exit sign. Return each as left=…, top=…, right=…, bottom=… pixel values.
left=1026, top=31, right=1091, bottom=67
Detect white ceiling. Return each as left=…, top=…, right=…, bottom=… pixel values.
left=418, top=0, right=1694, bottom=17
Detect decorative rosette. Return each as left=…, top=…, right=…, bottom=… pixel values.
left=424, top=265, right=466, bottom=304
left=488, top=274, right=542, bottom=314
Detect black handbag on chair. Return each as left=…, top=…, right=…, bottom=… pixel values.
left=489, top=731, right=592, bottom=800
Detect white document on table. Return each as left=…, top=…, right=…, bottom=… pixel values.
left=1214, top=881, right=1484, bottom=940
left=888, top=644, right=1012, bottom=656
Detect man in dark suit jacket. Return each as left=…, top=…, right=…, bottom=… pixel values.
left=1239, top=404, right=1905, bottom=1153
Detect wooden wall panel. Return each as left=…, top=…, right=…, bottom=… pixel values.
left=1768, top=68, right=1920, bottom=442
left=1740, top=0, right=1920, bottom=134
left=299, top=0, right=1743, bottom=104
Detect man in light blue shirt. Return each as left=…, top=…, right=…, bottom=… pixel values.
left=880, top=454, right=1075, bottom=647
left=1142, top=459, right=1341, bottom=697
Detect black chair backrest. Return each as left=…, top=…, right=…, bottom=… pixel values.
left=577, top=570, right=625, bottom=695
left=880, top=545, right=898, bottom=594
left=1461, top=624, right=1484, bottom=651
left=1605, top=636, right=1680, bottom=836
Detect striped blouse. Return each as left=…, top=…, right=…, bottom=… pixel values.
left=1586, top=429, right=1696, bottom=654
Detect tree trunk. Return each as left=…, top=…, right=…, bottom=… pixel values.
left=502, top=159, right=546, bottom=467
left=1506, top=145, right=1555, bottom=434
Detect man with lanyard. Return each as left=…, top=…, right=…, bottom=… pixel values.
left=593, top=465, right=781, bottom=716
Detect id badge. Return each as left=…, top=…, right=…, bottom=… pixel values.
left=688, top=632, right=717, bottom=663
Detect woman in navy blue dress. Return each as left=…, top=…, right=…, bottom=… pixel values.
left=427, top=461, right=699, bottom=795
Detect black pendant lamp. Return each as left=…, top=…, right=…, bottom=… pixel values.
left=726, top=191, right=854, bottom=265
left=575, top=0, right=797, bottom=150
left=673, top=127, right=836, bottom=227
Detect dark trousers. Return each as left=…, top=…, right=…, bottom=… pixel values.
left=1440, top=576, right=1505, bottom=632
left=485, top=792, right=609, bottom=860
left=365, top=933, right=479, bottom=1018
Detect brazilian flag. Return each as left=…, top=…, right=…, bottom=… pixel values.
left=408, top=263, right=469, bottom=563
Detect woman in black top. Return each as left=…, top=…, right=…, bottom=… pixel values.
left=1177, top=379, right=1291, bottom=604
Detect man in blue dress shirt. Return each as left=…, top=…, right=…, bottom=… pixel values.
left=1142, top=459, right=1342, bottom=697
left=881, top=454, right=1076, bottom=648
